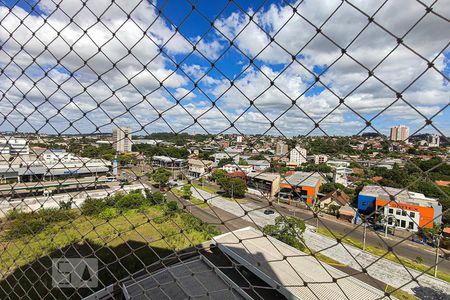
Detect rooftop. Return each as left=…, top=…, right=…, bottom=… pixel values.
left=122, top=256, right=247, bottom=300
left=360, top=185, right=439, bottom=205
left=213, top=227, right=387, bottom=300
left=247, top=171, right=280, bottom=182
left=281, top=171, right=323, bottom=188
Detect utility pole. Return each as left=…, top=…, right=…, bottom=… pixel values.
left=363, top=220, right=367, bottom=251
left=434, top=234, right=441, bottom=277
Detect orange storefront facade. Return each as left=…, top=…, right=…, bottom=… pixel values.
left=375, top=199, right=436, bottom=229
left=279, top=181, right=321, bottom=205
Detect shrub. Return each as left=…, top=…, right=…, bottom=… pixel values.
left=152, top=192, right=166, bottom=205
left=166, top=201, right=178, bottom=212
left=81, top=197, right=106, bottom=216
left=115, top=190, right=146, bottom=210
left=5, top=209, right=75, bottom=240
left=181, top=185, right=192, bottom=199
left=59, top=200, right=72, bottom=210
left=98, top=207, right=119, bottom=220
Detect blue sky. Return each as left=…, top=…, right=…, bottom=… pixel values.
left=0, top=0, right=448, bottom=138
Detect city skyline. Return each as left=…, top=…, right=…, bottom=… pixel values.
left=0, top=0, right=448, bottom=138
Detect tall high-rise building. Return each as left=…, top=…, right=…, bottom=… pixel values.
left=289, top=145, right=307, bottom=166
left=390, top=125, right=409, bottom=142
left=236, top=135, right=243, bottom=143
left=275, top=142, right=288, bottom=156
left=112, top=127, right=132, bottom=153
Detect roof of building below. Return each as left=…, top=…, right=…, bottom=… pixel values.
left=281, top=171, right=323, bottom=188
left=319, top=190, right=350, bottom=206
left=247, top=171, right=280, bottom=182
left=122, top=256, right=247, bottom=300
left=213, top=227, right=386, bottom=300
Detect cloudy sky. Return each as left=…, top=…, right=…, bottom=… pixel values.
left=0, top=0, right=448, bottom=138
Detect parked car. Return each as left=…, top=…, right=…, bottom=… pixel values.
left=263, top=209, right=274, bottom=215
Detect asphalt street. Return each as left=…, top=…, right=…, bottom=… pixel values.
left=143, top=178, right=449, bottom=274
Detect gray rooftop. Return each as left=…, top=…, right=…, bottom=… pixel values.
left=123, top=256, right=247, bottom=300
left=281, top=171, right=323, bottom=187
left=247, top=171, right=280, bottom=182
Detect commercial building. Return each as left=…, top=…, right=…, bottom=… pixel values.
left=152, top=156, right=186, bottom=169
left=390, top=125, right=409, bottom=142
left=357, top=185, right=442, bottom=231
left=289, top=145, right=307, bottom=166
left=112, top=127, right=132, bottom=153
left=0, top=137, right=29, bottom=158
left=275, top=141, right=288, bottom=156
left=0, top=156, right=111, bottom=182
left=246, top=171, right=280, bottom=198
left=278, top=171, right=323, bottom=205
left=187, top=159, right=213, bottom=178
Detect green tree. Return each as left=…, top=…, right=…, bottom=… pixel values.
left=238, top=158, right=248, bottom=165
left=152, top=191, right=166, bottom=204
left=263, top=216, right=306, bottom=251
left=218, top=177, right=247, bottom=198
left=319, top=182, right=346, bottom=194
left=218, top=158, right=233, bottom=167
left=181, top=185, right=193, bottom=200
left=166, top=201, right=178, bottom=212
left=151, top=167, right=172, bottom=186
left=211, top=169, right=227, bottom=182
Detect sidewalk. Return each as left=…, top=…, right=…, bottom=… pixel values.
left=189, top=186, right=450, bottom=299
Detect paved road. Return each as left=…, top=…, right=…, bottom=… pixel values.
left=246, top=196, right=450, bottom=274
left=183, top=185, right=450, bottom=298
left=193, top=180, right=450, bottom=274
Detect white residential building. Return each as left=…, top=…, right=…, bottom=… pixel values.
left=112, top=127, right=132, bottom=153
left=236, top=135, right=243, bottom=143
left=427, top=134, right=440, bottom=147
left=289, top=145, right=307, bottom=166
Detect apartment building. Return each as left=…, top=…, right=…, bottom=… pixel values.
left=275, top=141, right=288, bottom=156
left=289, top=145, right=307, bottom=166
left=313, top=154, right=328, bottom=164
left=390, top=125, right=409, bottom=142
left=112, top=127, right=132, bottom=153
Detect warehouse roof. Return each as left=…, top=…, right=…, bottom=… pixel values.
left=281, top=171, right=323, bottom=188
